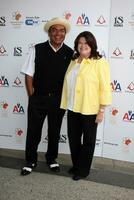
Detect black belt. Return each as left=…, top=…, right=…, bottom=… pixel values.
left=34, top=91, right=61, bottom=97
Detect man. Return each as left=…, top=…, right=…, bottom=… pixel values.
left=21, top=17, right=73, bottom=176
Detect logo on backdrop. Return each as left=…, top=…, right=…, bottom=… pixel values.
left=128, top=12, right=134, bottom=29
left=0, top=16, right=6, bottom=26
left=12, top=77, right=23, bottom=87
left=95, top=15, right=107, bottom=26
left=130, top=49, right=134, bottom=59
left=25, top=16, right=40, bottom=26
left=114, top=16, right=123, bottom=27
left=111, top=80, right=122, bottom=92
left=100, top=50, right=106, bottom=58
left=10, top=11, right=23, bottom=28
left=44, top=134, right=67, bottom=143
left=76, top=14, right=90, bottom=26
left=26, top=43, right=35, bottom=54
left=13, top=103, right=25, bottom=114
left=104, top=141, right=119, bottom=147
left=123, top=111, right=134, bottom=123
left=0, top=76, right=9, bottom=87
left=109, top=107, right=119, bottom=124
left=122, top=137, right=132, bottom=153
left=13, top=47, right=22, bottom=56
left=0, top=101, right=9, bottom=117
left=95, top=139, right=101, bottom=147
left=0, top=45, right=8, bottom=56
left=125, top=82, right=134, bottom=93
left=111, top=47, right=123, bottom=58
left=15, top=128, right=24, bottom=144
left=63, top=11, right=71, bottom=20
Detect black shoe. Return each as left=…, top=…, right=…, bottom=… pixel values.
left=72, top=174, right=87, bottom=181
left=47, top=160, right=60, bottom=172
left=72, top=175, right=81, bottom=181
left=21, top=162, right=37, bottom=176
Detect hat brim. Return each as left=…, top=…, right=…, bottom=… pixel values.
left=44, top=18, right=71, bottom=33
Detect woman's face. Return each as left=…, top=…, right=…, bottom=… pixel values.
left=77, top=37, right=91, bottom=58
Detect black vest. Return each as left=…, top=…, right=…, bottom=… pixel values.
left=33, top=41, right=73, bottom=96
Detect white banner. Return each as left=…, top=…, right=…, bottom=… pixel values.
left=0, top=0, right=134, bottom=162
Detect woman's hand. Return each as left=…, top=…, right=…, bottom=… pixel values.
left=95, top=112, right=104, bottom=123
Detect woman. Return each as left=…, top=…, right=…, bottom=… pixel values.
left=60, top=31, right=112, bottom=181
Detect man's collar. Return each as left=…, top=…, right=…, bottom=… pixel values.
left=48, top=40, right=63, bottom=52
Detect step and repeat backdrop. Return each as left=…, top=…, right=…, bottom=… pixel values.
left=0, top=0, right=134, bottom=162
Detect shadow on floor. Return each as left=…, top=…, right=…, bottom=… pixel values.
left=0, top=155, right=134, bottom=189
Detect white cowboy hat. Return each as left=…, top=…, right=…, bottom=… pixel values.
left=44, top=17, right=71, bottom=33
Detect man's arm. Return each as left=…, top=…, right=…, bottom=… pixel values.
left=25, top=75, right=33, bottom=96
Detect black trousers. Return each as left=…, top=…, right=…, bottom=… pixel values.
left=25, top=94, right=65, bottom=163
left=67, top=110, right=98, bottom=177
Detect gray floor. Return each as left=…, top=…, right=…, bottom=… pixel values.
left=0, top=149, right=134, bottom=200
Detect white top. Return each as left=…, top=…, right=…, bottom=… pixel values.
left=67, top=63, right=80, bottom=110
left=21, top=41, right=63, bottom=77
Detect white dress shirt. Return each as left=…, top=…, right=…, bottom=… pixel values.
left=67, top=63, right=80, bottom=110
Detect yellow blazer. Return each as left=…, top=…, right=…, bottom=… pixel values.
left=60, top=57, right=112, bottom=115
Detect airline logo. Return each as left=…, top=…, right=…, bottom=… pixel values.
left=0, top=76, right=9, bottom=87
left=13, top=103, right=25, bottom=114
left=111, top=80, right=122, bottom=92
left=123, top=111, right=134, bottom=123
left=76, top=14, right=90, bottom=26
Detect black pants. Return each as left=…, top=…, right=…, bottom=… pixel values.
left=25, top=94, right=65, bottom=163
left=67, top=110, right=98, bottom=177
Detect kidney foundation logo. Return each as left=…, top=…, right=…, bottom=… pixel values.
left=125, top=82, right=134, bottom=93
left=122, top=137, right=132, bottom=153
left=10, top=11, right=23, bottom=28
left=111, top=47, right=123, bottom=58
left=15, top=128, right=24, bottom=144
left=109, top=107, right=119, bottom=124
left=63, top=11, right=71, bottom=20
left=0, top=101, right=9, bottom=117
left=12, top=77, right=23, bottom=87
left=95, top=15, right=107, bottom=26
left=0, top=45, right=8, bottom=56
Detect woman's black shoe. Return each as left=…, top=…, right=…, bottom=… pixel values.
left=72, top=175, right=81, bottom=181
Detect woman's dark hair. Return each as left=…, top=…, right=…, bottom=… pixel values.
left=72, top=31, right=102, bottom=60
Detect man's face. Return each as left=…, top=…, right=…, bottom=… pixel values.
left=48, top=24, right=66, bottom=47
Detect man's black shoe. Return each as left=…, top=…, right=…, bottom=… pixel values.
left=47, top=160, right=60, bottom=172
left=21, top=162, right=37, bottom=176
